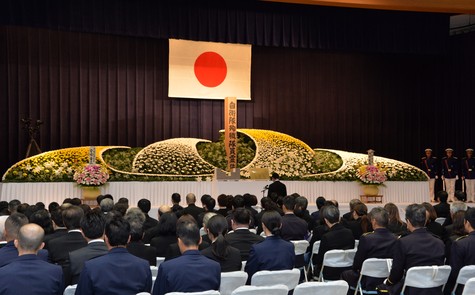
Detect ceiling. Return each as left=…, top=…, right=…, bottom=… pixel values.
left=264, top=0, right=475, bottom=14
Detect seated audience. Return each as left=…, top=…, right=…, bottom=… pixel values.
left=76, top=215, right=152, bottom=295
left=381, top=204, right=445, bottom=295
left=197, top=195, right=216, bottom=227
left=125, top=208, right=156, bottom=266
left=48, top=206, right=87, bottom=284
left=455, top=190, right=467, bottom=203
left=446, top=208, right=475, bottom=295
left=182, top=193, right=205, bottom=222
left=0, top=201, right=8, bottom=216
left=434, top=191, right=450, bottom=219
left=445, top=210, right=467, bottom=263
left=216, top=194, right=232, bottom=217
left=445, top=201, right=468, bottom=237
left=245, top=210, right=295, bottom=283
left=0, top=213, right=48, bottom=267
left=201, top=214, right=242, bottom=272
left=171, top=193, right=183, bottom=215
left=311, top=196, right=327, bottom=224
left=44, top=207, right=68, bottom=249
left=149, top=212, right=178, bottom=256
left=342, top=207, right=397, bottom=291
left=243, top=193, right=259, bottom=221
left=342, top=199, right=362, bottom=221
left=153, top=218, right=221, bottom=295
left=165, top=215, right=210, bottom=260
left=294, top=195, right=315, bottom=231
left=422, top=202, right=447, bottom=240
left=69, top=210, right=108, bottom=285
left=226, top=195, right=256, bottom=230
left=384, top=202, right=407, bottom=235
left=100, top=198, right=114, bottom=214
left=281, top=195, right=308, bottom=241
left=29, top=208, right=54, bottom=235
left=0, top=224, right=64, bottom=295
left=8, top=199, right=21, bottom=214
left=343, top=202, right=372, bottom=239
left=314, top=205, right=355, bottom=280
left=225, top=208, right=264, bottom=261
left=138, top=199, right=159, bottom=231
left=201, top=212, right=217, bottom=244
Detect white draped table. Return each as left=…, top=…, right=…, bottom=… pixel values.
left=0, top=181, right=428, bottom=208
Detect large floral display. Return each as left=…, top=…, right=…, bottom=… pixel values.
left=2, top=129, right=428, bottom=182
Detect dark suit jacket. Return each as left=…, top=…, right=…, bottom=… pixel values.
left=426, top=220, right=447, bottom=241
left=127, top=241, right=157, bottom=266
left=0, top=240, right=49, bottom=267
left=153, top=250, right=221, bottom=295
left=143, top=214, right=159, bottom=231
left=447, top=232, right=475, bottom=294
left=343, top=218, right=373, bottom=240
left=434, top=202, right=451, bottom=219
left=225, top=229, right=265, bottom=261
left=48, top=231, right=87, bottom=284
left=267, top=180, right=287, bottom=197
left=151, top=234, right=177, bottom=257
left=245, top=236, right=295, bottom=283
left=387, top=228, right=445, bottom=295
left=43, top=228, right=68, bottom=250
left=165, top=241, right=210, bottom=261
left=69, top=241, right=108, bottom=285
left=182, top=204, right=205, bottom=222
left=201, top=243, right=242, bottom=272
left=281, top=213, right=308, bottom=241
left=0, top=254, right=64, bottom=295
left=315, top=223, right=355, bottom=280
left=75, top=248, right=152, bottom=295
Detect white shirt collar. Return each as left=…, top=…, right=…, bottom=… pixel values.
left=88, top=239, right=105, bottom=244
left=68, top=229, right=82, bottom=233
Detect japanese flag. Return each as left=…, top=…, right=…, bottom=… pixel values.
left=168, top=39, right=252, bottom=100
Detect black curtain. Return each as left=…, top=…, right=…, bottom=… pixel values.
left=2, top=25, right=475, bottom=176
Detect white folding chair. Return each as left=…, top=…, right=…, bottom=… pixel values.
left=231, top=284, right=288, bottom=295
left=150, top=266, right=158, bottom=277
left=165, top=291, right=220, bottom=295
left=156, top=257, right=165, bottom=267
left=354, top=258, right=392, bottom=295
left=462, top=277, right=475, bottom=295
left=249, top=229, right=257, bottom=234
left=241, top=261, right=247, bottom=271
left=401, top=265, right=451, bottom=295
left=136, top=293, right=151, bottom=295
left=251, top=268, right=301, bottom=291
left=292, top=240, right=310, bottom=281
left=294, top=281, right=349, bottom=295
left=354, top=240, right=359, bottom=249
left=435, top=217, right=446, bottom=225
left=220, top=271, right=248, bottom=295
left=63, top=285, right=77, bottom=295
left=200, top=227, right=207, bottom=236
left=452, top=265, right=475, bottom=295
left=319, top=249, right=357, bottom=282
left=307, top=240, right=321, bottom=275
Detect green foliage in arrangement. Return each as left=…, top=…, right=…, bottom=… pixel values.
left=102, top=147, right=142, bottom=172
left=312, top=150, right=343, bottom=174
left=196, top=134, right=256, bottom=170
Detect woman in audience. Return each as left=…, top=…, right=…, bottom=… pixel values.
left=343, top=202, right=371, bottom=239
left=445, top=210, right=467, bottom=262
left=384, top=202, right=407, bottom=235
left=201, top=215, right=242, bottom=272
left=29, top=209, right=54, bottom=235
left=256, top=197, right=280, bottom=234
left=245, top=210, right=295, bottom=283
left=422, top=202, right=447, bottom=240
left=150, top=212, right=178, bottom=257
left=201, top=212, right=217, bottom=244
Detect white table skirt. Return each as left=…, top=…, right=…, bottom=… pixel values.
left=1, top=180, right=429, bottom=208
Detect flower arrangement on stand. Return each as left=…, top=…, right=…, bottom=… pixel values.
left=356, top=164, right=387, bottom=195
left=73, top=164, right=109, bottom=200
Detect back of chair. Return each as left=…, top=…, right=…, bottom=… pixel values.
left=220, top=271, right=248, bottom=295
left=360, top=258, right=392, bottom=278
left=462, top=277, right=475, bottom=295
left=322, top=249, right=356, bottom=268
left=157, top=257, right=166, bottom=267
left=251, top=268, right=301, bottom=290
left=291, top=240, right=310, bottom=256
left=136, top=293, right=151, bottom=295
left=435, top=217, right=446, bottom=225
left=453, top=265, right=475, bottom=294
left=294, top=281, right=349, bottom=295
left=165, top=291, right=220, bottom=295
left=63, top=285, right=77, bottom=295
left=150, top=266, right=158, bottom=277
left=401, top=265, right=451, bottom=294
left=231, top=284, right=288, bottom=295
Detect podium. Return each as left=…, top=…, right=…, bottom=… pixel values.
left=360, top=195, right=383, bottom=203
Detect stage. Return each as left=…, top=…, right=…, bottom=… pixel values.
left=0, top=180, right=429, bottom=217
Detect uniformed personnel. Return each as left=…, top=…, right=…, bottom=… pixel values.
left=442, top=148, right=459, bottom=202
left=421, top=148, right=438, bottom=202
left=462, top=148, right=475, bottom=203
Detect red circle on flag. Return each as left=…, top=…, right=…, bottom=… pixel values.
left=194, top=52, right=227, bottom=88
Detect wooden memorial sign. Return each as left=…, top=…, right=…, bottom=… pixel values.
left=224, top=97, right=237, bottom=171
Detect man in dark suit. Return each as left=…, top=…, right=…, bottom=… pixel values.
left=68, top=210, right=108, bottom=285
left=125, top=208, right=156, bottom=265
left=48, top=205, right=87, bottom=284
left=281, top=196, right=308, bottom=241
left=381, top=204, right=445, bottom=295
left=434, top=191, right=451, bottom=219
left=341, top=207, right=397, bottom=291
left=153, top=219, right=221, bottom=295
left=138, top=199, right=159, bottom=231
left=267, top=172, right=287, bottom=198
left=446, top=208, right=475, bottom=295
left=0, top=213, right=49, bottom=267
left=43, top=207, right=68, bottom=250
left=311, top=196, right=327, bottom=224
left=171, top=193, right=184, bottom=215
left=225, top=208, right=264, bottom=260
left=182, top=193, right=205, bottom=222
left=0, top=223, right=64, bottom=295
left=76, top=215, right=152, bottom=295
left=315, top=205, right=355, bottom=280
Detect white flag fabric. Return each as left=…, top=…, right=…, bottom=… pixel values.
left=169, top=39, right=251, bottom=100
